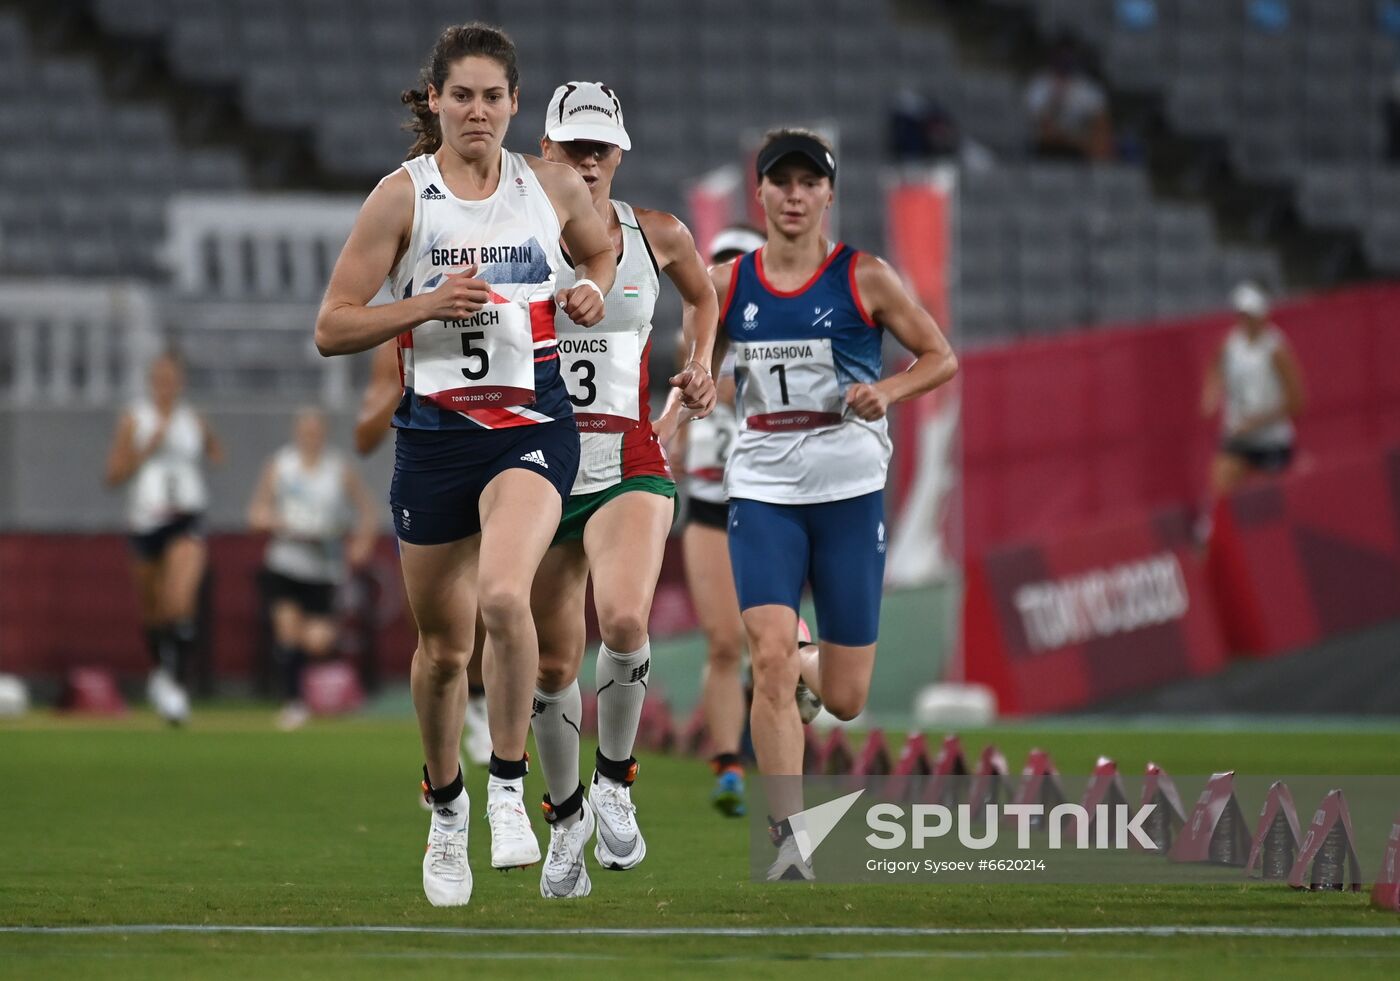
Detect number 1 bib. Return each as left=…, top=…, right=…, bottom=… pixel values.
left=734, top=338, right=844, bottom=431
left=557, top=330, right=641, bottom=433
left=411, top=301, right=536, bottom=410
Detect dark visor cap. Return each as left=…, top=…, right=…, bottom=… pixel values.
left=756, top=134, right=836, bottom=183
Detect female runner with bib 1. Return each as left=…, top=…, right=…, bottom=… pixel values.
left=525, top=81, right=717, bottom=900
left=315, top=24, right=616, bottom=908
left=711, top=129, right=957, bottom=881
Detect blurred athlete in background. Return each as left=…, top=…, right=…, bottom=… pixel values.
left=248, top=408, right=379, bottom=730
left=104, top=349, right=224, bottom=725
left=672, top=225, right=764, bottom=817
left=526, top=81, right=716, bottom=899
left=1201, top=281, right=1305, bottom=498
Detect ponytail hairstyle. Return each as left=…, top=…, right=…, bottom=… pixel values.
left=401, top=23, right=520, bottom=159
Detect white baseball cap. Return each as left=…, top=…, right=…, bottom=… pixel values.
left=1230, top=281, right=1270, bottom=318
left=707, top=227, right=766, bottom=261
left=545, top=81, right=631, bottom=150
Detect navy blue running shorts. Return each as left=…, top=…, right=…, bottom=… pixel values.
left=726, top=490, right=885, bottom=647
left=390, top=420, right=580, bottom=545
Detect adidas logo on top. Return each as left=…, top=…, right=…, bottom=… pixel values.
left=421, top=183, right=446, bottom=200
left=520, top=449, right=548, bottom=469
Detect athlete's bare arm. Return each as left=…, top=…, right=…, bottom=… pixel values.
left=315, top=171, right=493, bottom=356
left=848, top=253, right=958, bottom=421
left=246, top=458, right=279, bottom=534
left=638, top=208, right=718, bottom=418
left=343, top=465, right=381, bottom=568
left=529, top=157, right=616, bottom=327
left=200, top=416, right=225, bottom=466
left=355, top=343, right=402, bottom=456
left=707, top=259, right=738, bottom=378
left=1201, top=343, right=1225, bottom=419
left=103, top=412, right=144, bottom=487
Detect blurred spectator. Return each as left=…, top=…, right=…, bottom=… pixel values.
left=248, top=408, right=378, bottom=730
left=1381, top=0, right=1400, bottom=38
left=1386, top=59, right=1400, bottom=162
left=888, top=89, right=996, bottom=171
left=1245, top=0, right=1291, bottom=32
left=1114, top=0, right=1158, bottom=30
left=1025, top=36, right=1113, bottom=162
left=1200, top=282, right=1305, bottom=501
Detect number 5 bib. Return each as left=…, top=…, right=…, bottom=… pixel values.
left=557, top=330, right=642, bottom=433
left=411, top=301, right=537, bottom=410
left=733, top=338, right=844, bottom=431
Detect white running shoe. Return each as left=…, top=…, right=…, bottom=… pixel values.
left=767, top=834, right=815, bottom=882
left=539, top=798, right=595, bottom=899
left=462, top=694, right=491, bottom=767
left=147, top=669, right=190, bottom=725
left=422, top=794, right=472, bottom=906
left=277, top=701, right=310, bottom=731
left=590, top=771, right=646, bottom=870
left=486, top=777, right=541, bottom=869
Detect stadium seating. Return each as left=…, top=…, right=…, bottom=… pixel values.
left=0, top=0, right=1390, bottom=341
left=1000, top=0, right=1400, bottom=275
left=0, top=10, right=248, bottom=276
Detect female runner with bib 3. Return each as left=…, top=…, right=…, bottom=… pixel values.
left=526, top=81, right=717, bottom=900
left=711, top=129, right=957, bottom=881
left=314, top=24, right=616, bottom=908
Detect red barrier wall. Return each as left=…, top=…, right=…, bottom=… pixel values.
left=1207, top=446, right=1400, bottom=658
left=0, top=533, right=700, bottom=680
left=963, top=505, right=1228, bottom=714
left=960, top=285, right=1400, bottom=554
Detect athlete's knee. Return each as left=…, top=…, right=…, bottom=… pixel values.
left=302, top=623, right=337, bottom=659
left=415, top=634, right=471, bottom=682
left=535, top=646, right=579, bottom=692
left=749, top=644, right=799, bottom=705
left=476, top=582, right=531, bottom=633
left=595, top=601, right=649, bottom=652
left=706, top=631, right=744, bottom=672
left=819, top=675, right=870, bottom=722
left=822, top=691, right=866, bottom=722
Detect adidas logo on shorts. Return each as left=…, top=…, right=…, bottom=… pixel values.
left=520, top=449, right=549, bottom=469
left=420, top=183, right=446, bottom=200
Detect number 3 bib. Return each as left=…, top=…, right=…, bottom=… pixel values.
left=411, top=301, right=536, bottom=410
left=557, top=330, right=641, bottom=433
left=733, top=338, right=844, bottom=431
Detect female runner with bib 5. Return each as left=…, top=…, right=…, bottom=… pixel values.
left=314, top=24, right=617, bottom=908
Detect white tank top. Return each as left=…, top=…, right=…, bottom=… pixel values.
left=1222, top=325, right=1294, bottom=448
left=390, top=150, right=567, bottom=424
left=685, top=351, right=738, bottom=505
left=721, top=245, right=892, bottom=506
left=554, top=200, right=666, bottom=494
left=127, top=401, right=208, bottom=533
left=264, top=447, right=350, bottom=584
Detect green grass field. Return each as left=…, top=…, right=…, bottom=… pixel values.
left=3, top=709, right=1399, bottom=979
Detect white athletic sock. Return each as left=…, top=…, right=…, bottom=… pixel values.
left=529, top=681, right=583, bottom=812
left=595, top=640, right=650, bottom=766
left=429, top=787, right=468, bottom=831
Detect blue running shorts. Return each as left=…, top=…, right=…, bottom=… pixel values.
left=726, top=490, right=885, bottom=647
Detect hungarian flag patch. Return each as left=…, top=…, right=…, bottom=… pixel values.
left=622, top=285, right=640, bottom=298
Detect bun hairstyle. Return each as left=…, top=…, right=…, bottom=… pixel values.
left=402, top=23, right=519, bottom=159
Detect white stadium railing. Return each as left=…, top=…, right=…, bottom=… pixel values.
left=161, top=193, right=364, bottom=300
left=0, top=280, right=160, bottom=407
